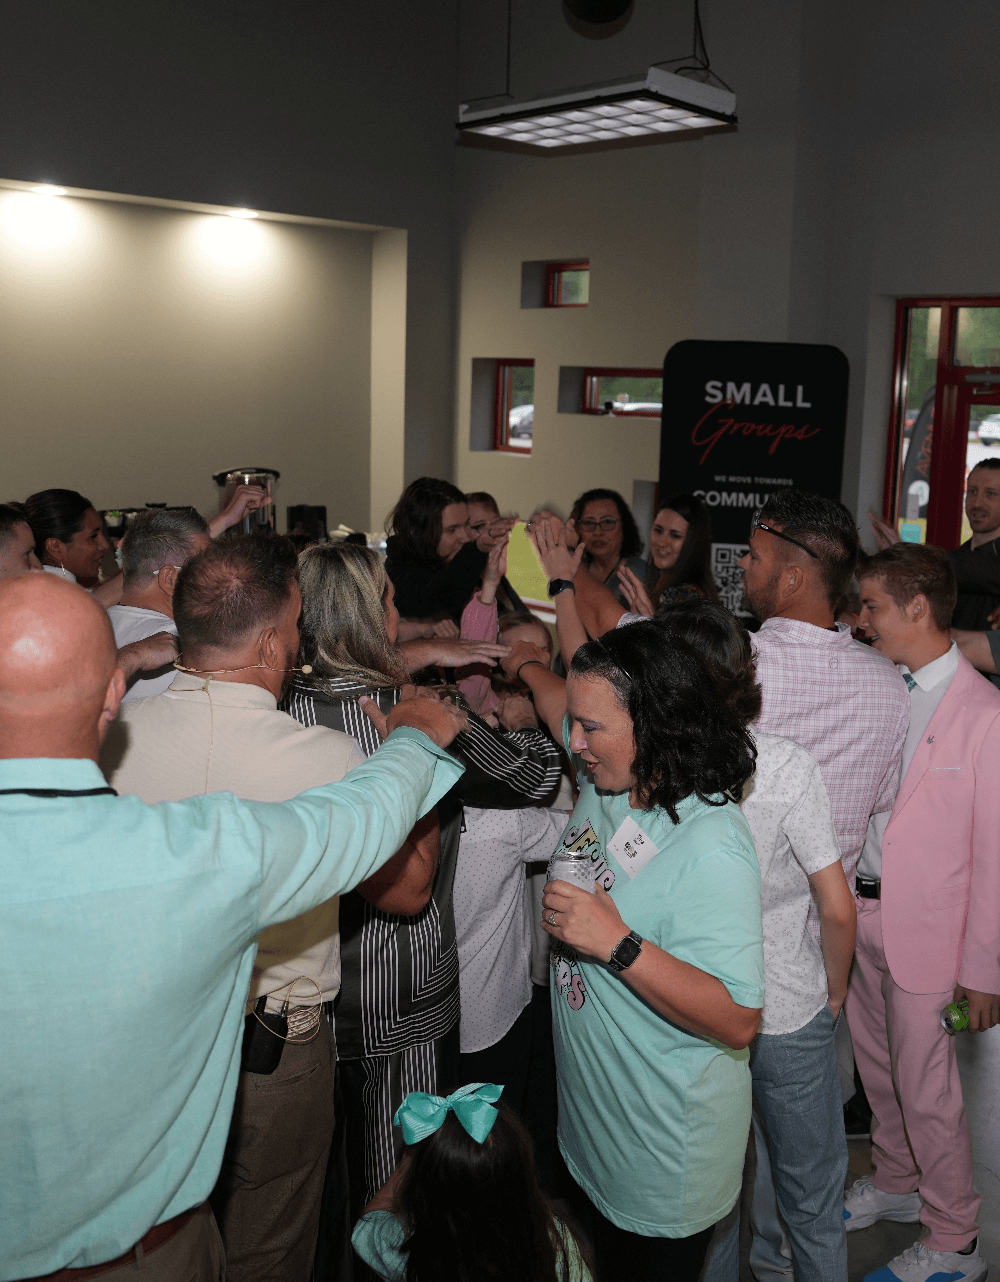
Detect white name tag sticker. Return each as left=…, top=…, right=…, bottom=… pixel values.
left=608, top=816, right=659, bottom=879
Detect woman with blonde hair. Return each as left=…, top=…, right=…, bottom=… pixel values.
left=283, top=541, right=561, bottom=1247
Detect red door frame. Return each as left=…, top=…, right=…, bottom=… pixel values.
left=884, top=297, right=1000, bottom=547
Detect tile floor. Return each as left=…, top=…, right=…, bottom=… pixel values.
left=734, top=1023, right=999, bottom=1282
left=845, top=1141, right=921, bottom=1282
left=839, top=1022, right=998, bottom=1282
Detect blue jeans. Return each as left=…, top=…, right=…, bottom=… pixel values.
left=701, top=1006, right=848, bottom=1282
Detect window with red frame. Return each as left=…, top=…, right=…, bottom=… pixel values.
left=495, top=360, right=535, bottom=453
left=546, top=261, right=589, bottom=308
left=582, top=368, right=662, bottom=417
left=884, top=298, right=1000, bottom=547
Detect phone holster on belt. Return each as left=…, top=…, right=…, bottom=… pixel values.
left=241, top=996, right=287, bottom=1074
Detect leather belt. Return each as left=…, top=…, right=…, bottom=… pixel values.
left=22, top=1206, right=199, bottom=1282
left=856, top=876, right=881, bottom=900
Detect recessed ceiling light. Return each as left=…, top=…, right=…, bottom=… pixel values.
left=32, top=184, right=67, bottom=196
left=227, top=208, right=258, bottom=219
left=458, top=66, right=736, bottom=156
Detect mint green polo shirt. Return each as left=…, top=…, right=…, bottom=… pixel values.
left=0, top=731, right=463, bottom=1278
left=550, top=780, right=764, bottom=1238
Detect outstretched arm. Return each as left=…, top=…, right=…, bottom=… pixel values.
left=209, top=485, right=271, bottom=537
left=528, top=510, right=628, bottom=639
left=528, top=520, right=589, bottom=663
left=116, top=631, right=178, bottom=682
left=500, top=640, right=567, bottom=743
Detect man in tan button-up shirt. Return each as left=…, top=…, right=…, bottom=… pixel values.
left=104, top=530, right=437, bottom=1282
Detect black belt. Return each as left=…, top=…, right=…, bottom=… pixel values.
left=0, top=787, right=117, bottom=798
left=856, top=876, right=881, bottom=900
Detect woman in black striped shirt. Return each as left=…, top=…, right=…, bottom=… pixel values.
left=283, top=542, right=561, bottom=1240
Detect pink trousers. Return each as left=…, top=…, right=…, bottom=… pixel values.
left=845, top=899, right=979, bottom=1251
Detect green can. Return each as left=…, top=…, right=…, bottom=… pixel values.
left=940, top=998, right=970, bottom=1034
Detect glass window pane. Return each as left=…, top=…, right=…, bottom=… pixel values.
left=498, top=363, right=534, bottom=451
left=895, top=307, right=939, bottom=541
left=954, top=307, right=1000, bottom=367
left=597, top=374, right=662, bottom=415
left=963, top=403, right=1000, bottom=543
left=556, top=268, right=589, bottom=305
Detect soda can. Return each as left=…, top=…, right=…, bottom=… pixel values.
left=547, top=851, right=596, bottom=894
left=940, top=998, right=970, bottom=1034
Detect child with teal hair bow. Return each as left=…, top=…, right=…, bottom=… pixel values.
left=351, top=1083, right=592, bottom=1282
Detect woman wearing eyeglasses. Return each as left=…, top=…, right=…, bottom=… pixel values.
left=567, top=489, right=646, bottom=607
left=500, top=621, right=764, bottom=1280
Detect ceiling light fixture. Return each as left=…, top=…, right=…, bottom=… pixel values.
left=458, top=0, right=735, bottom=157
left=459, top=67, right=735, bottom=156
left=32, top=184, right=67, bottom=196
left=227, top=208, right=258, bottom=219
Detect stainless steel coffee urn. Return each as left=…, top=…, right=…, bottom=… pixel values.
left=212, top=468, right=280, bottom=534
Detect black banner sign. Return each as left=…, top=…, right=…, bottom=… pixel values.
left=659, top=340, right=849, bottom=613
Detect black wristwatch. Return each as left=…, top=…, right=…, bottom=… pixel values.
left=548, top=578, right=576, bottom=598
left=608, top=930, right=643, bottom=973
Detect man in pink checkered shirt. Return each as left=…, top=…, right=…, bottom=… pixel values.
left=724, top=488, right=909, bottom=1282
left=742, top=492, right=909, bottom=893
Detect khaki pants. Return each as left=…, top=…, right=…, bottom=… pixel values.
left=211, top=1019, right=337, bottom=1282
left=82, top=1204, right=225, bottom=1282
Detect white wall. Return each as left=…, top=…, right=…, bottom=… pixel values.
left=0, top=190, right=393, bottom=529
left=453, top=142, right=699, bottom=519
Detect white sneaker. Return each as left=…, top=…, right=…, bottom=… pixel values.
left=863, top=1240, right=987, bottom=1282
left=844, top=1177, right=922, bottom=1230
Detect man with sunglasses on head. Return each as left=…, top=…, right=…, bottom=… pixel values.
left=740, top=490, right=910, bottom=898
left=709, top=489, right=909, bottom=1282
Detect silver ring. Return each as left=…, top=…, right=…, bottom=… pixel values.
left=547, top=910, right=557, bottom=926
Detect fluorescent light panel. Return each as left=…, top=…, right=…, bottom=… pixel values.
left=459, top=67, right=735, bottom=154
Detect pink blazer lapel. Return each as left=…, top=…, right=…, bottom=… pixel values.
left=889, top=657, right=979, bottom=821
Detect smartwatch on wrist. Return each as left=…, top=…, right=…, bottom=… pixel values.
left=548, top=578, right=576, bottom=598
left=608, top=930, right=643, bottom=973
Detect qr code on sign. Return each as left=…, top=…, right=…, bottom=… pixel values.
left=712, top=543, right=750, bottom=616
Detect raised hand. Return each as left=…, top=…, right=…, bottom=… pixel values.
left=501, top=638, right=552, bottom=682
left=868, top=511, right=901, bottom=550
left=529, top=519, right=584, bottom=583
left=617, top=566, right=655, bottom=618
left=477, top=515, right=518, bottom=554
left=209, top=485, right=271, bottom=536
left=479, top=536, right=509, bottom=607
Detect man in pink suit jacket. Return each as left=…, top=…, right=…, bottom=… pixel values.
left=845, top=543, right=1000, bottom=1282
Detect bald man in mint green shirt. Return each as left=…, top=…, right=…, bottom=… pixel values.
left=1, top=734, right=463, bottom=1278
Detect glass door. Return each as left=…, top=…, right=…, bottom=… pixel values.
left=957, top=391, right=1000, bottom=545
left=885, top=298, right=1000, bottom=546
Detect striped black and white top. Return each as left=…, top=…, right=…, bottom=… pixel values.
left=283, top=675, right=561, bottom=1059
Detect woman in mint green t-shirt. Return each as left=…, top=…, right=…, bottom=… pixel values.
left=536, top=620, right=765, bottom=1280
